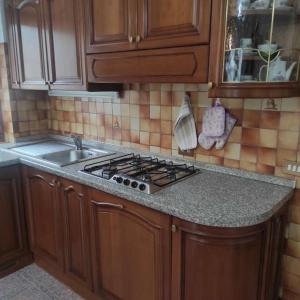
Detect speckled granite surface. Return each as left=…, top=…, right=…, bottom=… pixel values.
left=0, top=138, right=295, bottom=228
left=0, top=151, right=19, bottom=167
left=0, top=264, right=82, bottom=300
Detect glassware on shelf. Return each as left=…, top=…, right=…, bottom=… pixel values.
left=223, top=0, right=300, bottom=84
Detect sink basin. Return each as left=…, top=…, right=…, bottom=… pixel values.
left=40, top=149, right=113, bottom=166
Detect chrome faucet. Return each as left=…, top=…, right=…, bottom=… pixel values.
left=71, top=135, right=83, bottom=150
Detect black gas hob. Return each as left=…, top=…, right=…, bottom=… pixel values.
left=81, top=153, right=199, bottom=194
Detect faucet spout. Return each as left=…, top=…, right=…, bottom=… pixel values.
left=71, top=135, right=83, bottom=150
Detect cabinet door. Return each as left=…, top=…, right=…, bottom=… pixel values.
left=60, top=179, right=92, bottom=288
left=137, top=0, right=211, bottom=50
left=171, top=218, right=268, bottom=300
left=88, top=189, right=171, bottom=300
left=0, top=166, right=30, bottom=273
left=14, top=0, right=48, bottom=89
left=43, top=0, right=86, bottom=90
left=85, top=0, right=138, bottom=53
left=6, top=1, right=20, bottom=88
left=22, top=167, right=64, bottom=270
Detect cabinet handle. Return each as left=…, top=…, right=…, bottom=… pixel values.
left=171, top=224, right=177, bottom=233
left=129, top=36, right=134, bottom=43
left=208, top=82, right=214, bottom=90
left=136, top=35, right=141, bottom=43
left=91, top=201, right=124, bottom=210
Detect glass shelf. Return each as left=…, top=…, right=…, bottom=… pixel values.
left=223, top=0, right=300, bottom=84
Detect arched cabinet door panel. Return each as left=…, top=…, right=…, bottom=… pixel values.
left=22, top=166, right=64, bottom=270
left=88, top=189, right=171, bottom=300
left=14, top=0, right=48, bottom=89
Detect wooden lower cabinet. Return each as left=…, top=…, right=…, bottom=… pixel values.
left=22, top=167, right=64, bottom=270
left=0, top=165, right=32, bottom=278
left=88, top=188, right=171, bottom=300
left=21, top=167, right=288, bottom=300
left=60, top=178, right=92, bottom=289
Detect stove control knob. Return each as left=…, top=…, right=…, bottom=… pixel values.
left=123, top=179, right=130, bottom=186
left=139, top=184, right=146, bottom=191
left=116, top=177, right=123, bottom=184
left=131, top=181, right=138, bottom=188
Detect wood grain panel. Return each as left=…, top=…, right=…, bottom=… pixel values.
left=88, top=189, right=171, bottom=300
left=138, top=0, right=211, bottom=49
left=85, top=0, right=137, bottom=53
left=15, top=0, right=48, bottom=89
left=87, top=46, right=208, bottom=83
left=60, top=179, right=92, bottom=288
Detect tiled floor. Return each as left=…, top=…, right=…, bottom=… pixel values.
left=0, top=264, right=83, bottom=300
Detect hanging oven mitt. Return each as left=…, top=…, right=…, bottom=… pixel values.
left=215, top=112, right=237, bottom=150
left=198, top=99, right=226, bottom=150
left=174, top=94, right=197, bottom=151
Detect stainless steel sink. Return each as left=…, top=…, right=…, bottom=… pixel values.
left=39, top=149, right=113, bottom=166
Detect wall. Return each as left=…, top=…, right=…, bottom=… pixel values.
left=48, top=84, right=300, bottom=299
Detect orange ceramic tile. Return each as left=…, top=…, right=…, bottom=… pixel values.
left=97, top=114, right=105, bottom=127
left=130, top=90, right=139, bottom=104
left=81, top=101, right=89, bottom=113
left=160, top=134, right=172, bottom=149
left=161, top=106, right=172, bottom=121
left=139, top=105, right=150, bottom=119
left=228, top=126, right=242, bottom=143
left=104, top=115, right=113, bottom=127
left=242, top=128, right=259, bottom=146
left=89, top=101, right=96, bottom=113
left=210, top=156, right=224, bottom=165
left=150, top=119, right=161, bottom=133
left=278, top=131, right=299, bottom=150
left=210, top=147, right=225, bottom=158
left=75, top=101, right=82, bottom=112
left=257, top=148, right=276, bottom=166
left=121, top=117, right=130, bottom=130
left=256, top=163, right=275, bottom=175
left=260, top=111, right=280, bottom=129
left=150, top=105, right=161, bottom=119
left=150, top=133, right=161, bottom=147
left=240, top=161, right=257, bottom=172
left=112, top=128, right=122, bottom=141
left=161, top=120, right=172, bottom=135
left=276, top=149, right=297, bottom=167
left=224, top=158, right=240, bottom=169
left=259, top=129, right=278, bottom=148
left=172, top=92, right=185, bottom=106
left=150, top=91, right=161, bottom=105
left=130, top=130, right=140, bottom=143
left=161, top=91, right=172, bottom=106
left=224, top=143, right=241, bottom=160
left=139, top=90, right=150, bottom=105
left=280, top=112, right=300, bottom=131
left=230, top=109, right=243, bottom=126
left=240, top=145, right=258, bottom=163
left=121, top=130, right=130, bottom=142
left=135, top=117, right=148, bottom=132
left=242, top=110, right=261, bottom=128
left=140, top=131, right=150, bottom=145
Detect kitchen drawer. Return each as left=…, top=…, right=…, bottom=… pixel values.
left=87, top=46, right=209, bottom=83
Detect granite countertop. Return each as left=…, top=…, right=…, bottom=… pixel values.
left=0, top=137, right=295, bottom=228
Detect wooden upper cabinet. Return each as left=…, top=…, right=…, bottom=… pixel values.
left=22, top=167, right=64, bottom=270
left=88, top=189, right=171, bottom=300
left=137, top=0, right=211, bottom=50
left=6, top=1, right=20, bottom=88
left=85, top=0, right=138, bottom=54
left=14, top=0, right=48, bottom=89
left=43, top=0, right=86, bottom=90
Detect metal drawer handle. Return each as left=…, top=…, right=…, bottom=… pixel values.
left=91, top=201, right=124, bottom=210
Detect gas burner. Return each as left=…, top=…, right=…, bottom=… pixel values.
left=81, top=153, right=199, bottom=194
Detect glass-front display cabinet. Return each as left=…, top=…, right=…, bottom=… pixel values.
left=209, top=0, right=300, bottom=98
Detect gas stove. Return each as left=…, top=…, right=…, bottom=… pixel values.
left=81, top=153, right=199, bottom=194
